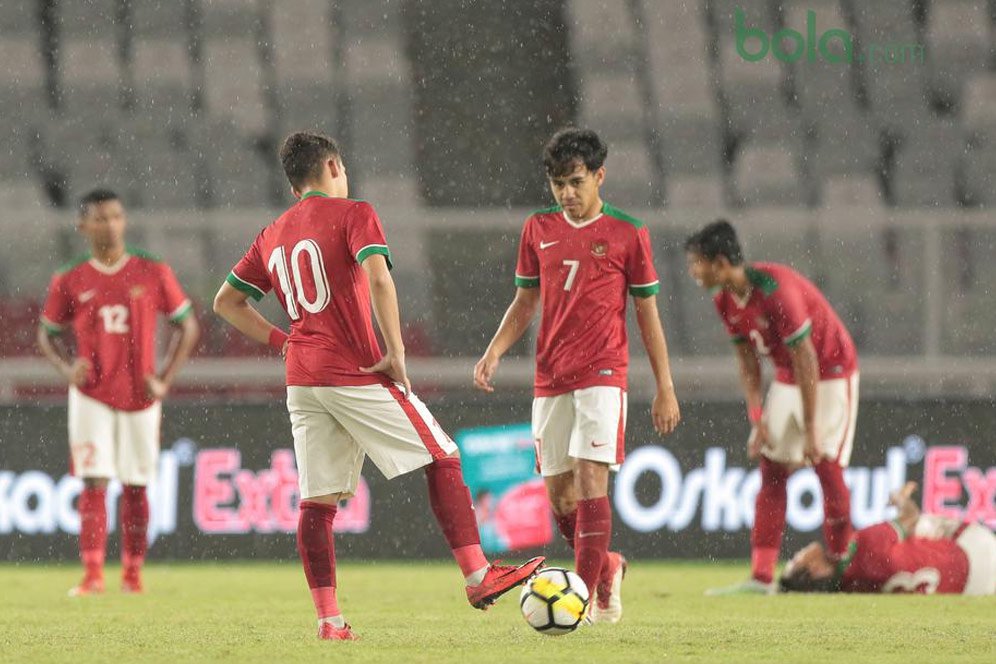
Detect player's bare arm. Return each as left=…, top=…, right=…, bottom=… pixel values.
left=474, top=287, right=540, bottom=392
left=735, top=341, right=767, bottom=458
left=787, top=336, right=821, bottom=463
left=633, top=295, right=680, bottom=435
left=36, top=326, right=88, bottom=386
left=888, top=481, right=921, bottom=535
left=213, top=281, right=288, bottom=354
left=146, top=314, right=200, bottom=399
left=358, top=253, right=411, bottom=396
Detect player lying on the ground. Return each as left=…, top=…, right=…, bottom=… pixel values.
left=780, top=482, right=996, bottom=595
left=38, top=189, right=199, bottom=596
left=213, top=132, right=543, bottom=641
left=685, top=220, right=857, bottom=595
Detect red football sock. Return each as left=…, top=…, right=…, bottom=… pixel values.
left=78, top=486, right=107, bottom=580
left=814, top=459, right=852, bottom=558
left=574, top=497, right=611, bottom=598
left=556, top=510, right=577, bottom=549
left=297, top=500, right=340, bottom=619
left=120, top=485, right=149, bottom=574
left=751, top=458, right=788, bottom=583
left=425, top=457, right=488, bottom=577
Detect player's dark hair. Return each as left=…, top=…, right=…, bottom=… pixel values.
left=78, top=188, right=120, bottom=217
left=542, top=127, right=608, bottom=178
left=684, top=219, right=744, bottom=265
left=279, top=132, right=342, bottom=189
left=778, top=569, right=841, bottom=594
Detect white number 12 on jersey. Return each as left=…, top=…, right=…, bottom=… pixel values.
left=562, top=260, right=580, bottom=291
left=268, top=240, right=332, bottom=321
left=98, top=305, right=129, bottom=334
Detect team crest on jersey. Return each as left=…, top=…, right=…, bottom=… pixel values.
left=129, top=286, right=146, bottom=299
left=590, top=241, right=608, bottom=258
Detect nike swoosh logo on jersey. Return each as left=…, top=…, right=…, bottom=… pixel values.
left=539, top=240, right=559, bottom=249
left=578, top=531, right=607, bottom=538
left=79, top=290, right=96, bottom=303
left=591, top=441, right=610, bottom=448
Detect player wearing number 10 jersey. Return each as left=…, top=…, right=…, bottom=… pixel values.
left=213, top=132, right=543, bottom=641
left=37, top=189, right=199, bottom=596
left=475, top=128, right=682, bottom=624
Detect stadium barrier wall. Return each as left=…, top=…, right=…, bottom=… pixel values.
left=1, top=398, right=993, bottom=562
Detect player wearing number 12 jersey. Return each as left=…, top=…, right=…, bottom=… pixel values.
left=213, top=132, right=543, bottom=641
left=685, top=220, right=857, bottom=595
left=37, top=189, right=199, bottom=596
left=475, top=128, right=682, bottom=624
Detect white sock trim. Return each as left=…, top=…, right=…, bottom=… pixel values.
left=465, top=564, right=489, bottom=587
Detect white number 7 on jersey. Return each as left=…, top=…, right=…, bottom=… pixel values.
left=562, top=259, right=580, bottom=291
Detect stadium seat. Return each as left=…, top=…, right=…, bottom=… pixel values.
left=130, top=0, right=190, bottom=37
left=200, top=0, right=260, bottom=36
left=201, top=37, right=268, bottom=135
left=958, top=134, right=996, bottom=207
left=850, top=1, right=931, bottom=129
left=718, top=40, right=794, bottom=141
left=961, top=74, right=996, bottom=136
left=821, top=175, right=884, bottom=208
left=579, top=73, right=645, bottom=142
left=0, top=1, right=37, bottom=33
left=60, top=38, right=121, bottom=94
left=599, top=139, right=660, bottom=209
left=270, top=0, right=334, bottom=84
left=924, top=1, right=992, bottom=114
left=568, top=0, right=638, bottom=72
left=56, top=0, right=118, bottom=36
left=732, top=142, right=805, bottom=206
left=893, top=120, right=962, bottom=207
left=130, top=38, right=195, bottom=122
left=665, top=175, right=726, bottom=209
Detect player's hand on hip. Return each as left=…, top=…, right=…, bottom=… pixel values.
left=652, top=389, right=680, bottom=435
left=803, top=429, right=823, bottom=465
left=62, top=358, right=90, bottom=387
left=747, top=421, right=769, bottom=460
left=473, top=353, right=499, bottom=393
left=361, top=353, right=411, bottom=397
left=145, top=375, right=170, bottom=400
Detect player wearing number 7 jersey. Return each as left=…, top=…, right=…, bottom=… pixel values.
left=37, top=189, right=200, bottom=596
left=213, top=132, right=543, bottom=641
left=685, top=220, right=858, bottom=595
left=474, top=128, right=682, bottom=624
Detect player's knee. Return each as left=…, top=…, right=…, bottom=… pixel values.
left=84, top=477, right=110, bottom=489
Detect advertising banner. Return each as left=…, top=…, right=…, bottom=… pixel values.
left=1, top=398, right=993, bottom=561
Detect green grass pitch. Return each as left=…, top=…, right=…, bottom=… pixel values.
left=1, top=561, right=992, bottom=663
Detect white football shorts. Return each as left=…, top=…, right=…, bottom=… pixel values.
left=68, top=387, right=161, bottom=486
left=956, top=522, right=996, bottom=596
left=286, top=383, right=457, bottom=499
left=762, top=373, right=859, bottom=467
left=532, top=386, right=627, bottom=477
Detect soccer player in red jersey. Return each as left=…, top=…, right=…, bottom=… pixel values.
left=212, top=132, right=544, bottom=641
left=781, top=482, right=996, bottom=595
left=685, top=220, right=857, bottom=594
left=474, top=128, right=682, bottom=623
left=37, top=189, right=200, bottom=595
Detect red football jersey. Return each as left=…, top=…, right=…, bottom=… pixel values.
left=41, top=249, right=192, bottom=411
left=514, top=203, right=659, bottom=397
left=713, top=262, right=857, bottom=384
left=840, top=522, right=969, bottom=594
left=227, top=192, right=392, bottom=387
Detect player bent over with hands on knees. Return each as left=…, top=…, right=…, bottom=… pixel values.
left=685, top=220, right=857, bottom=595
left=781, top=481, right=996, bottom=595
left=474, top=128, right=681, bottom=624
left=38, top=189, right=200, bottom=596
left=213, top=132, right=543, bottom=641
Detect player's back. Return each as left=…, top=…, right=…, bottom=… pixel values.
left=230, top=193, right=391, bottom=387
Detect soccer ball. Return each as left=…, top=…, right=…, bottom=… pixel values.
left=519, top=567, right=590, bottom=635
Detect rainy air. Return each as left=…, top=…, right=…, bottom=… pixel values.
left=0, top=1, right=993, bottom=662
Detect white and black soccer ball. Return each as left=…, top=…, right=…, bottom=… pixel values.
left=519, top=567, right=590, bottom=636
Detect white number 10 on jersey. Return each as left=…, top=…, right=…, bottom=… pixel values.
left=268, top=240, right=331, bottom=320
